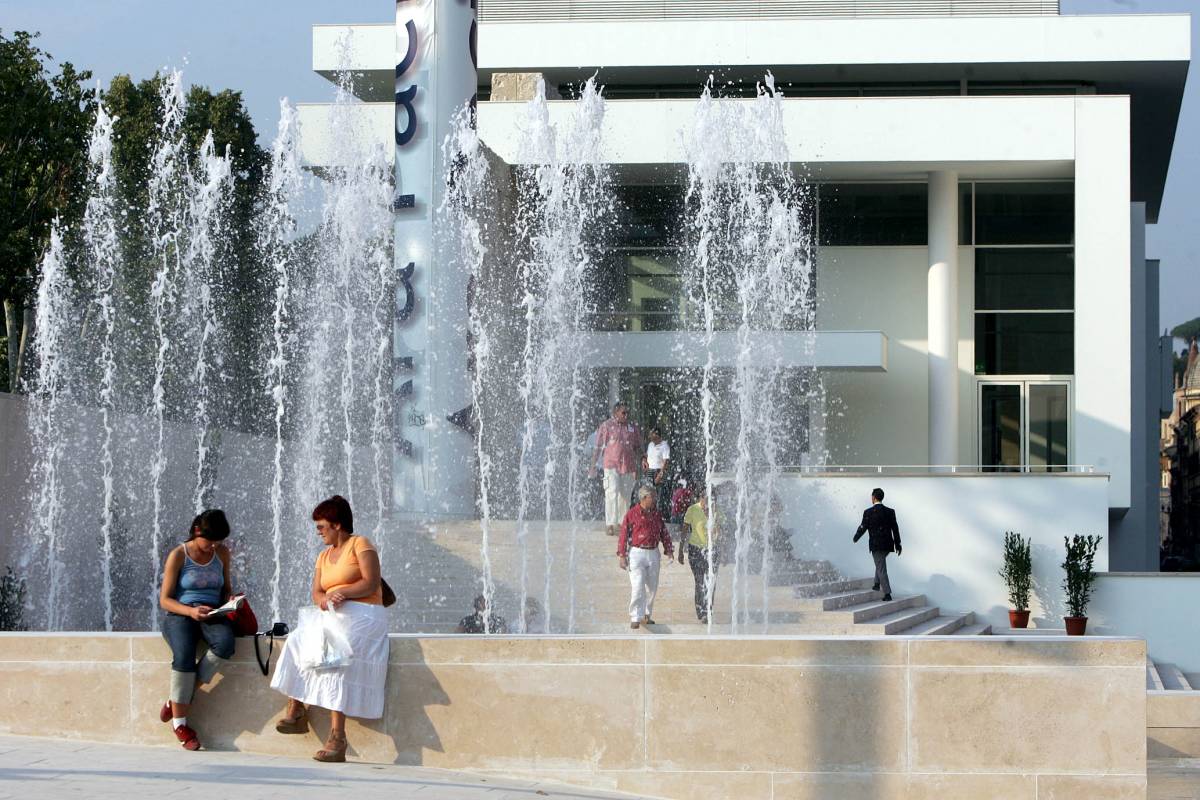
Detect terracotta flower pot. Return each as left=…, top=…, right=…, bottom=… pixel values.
left=1008, top=609, right=1031, bottom=629
left=1064, top=616, right=1088, bottom=636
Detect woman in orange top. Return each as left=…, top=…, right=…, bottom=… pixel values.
left=269, top=495, right=389, bottom=762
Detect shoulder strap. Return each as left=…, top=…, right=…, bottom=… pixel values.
left=253, top=630, right=273, bottom=676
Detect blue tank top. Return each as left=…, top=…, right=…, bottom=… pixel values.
left=176, top=543, right=224, bottom=607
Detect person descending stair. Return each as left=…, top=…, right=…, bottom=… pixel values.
left=618, top=485, right=674, bottom=628
left=852, top=488, right=902, bottom=602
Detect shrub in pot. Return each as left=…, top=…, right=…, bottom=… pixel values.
left=998, top=532, right=1032, bottom=628
left=1062, top=534, right=1102, bottom=635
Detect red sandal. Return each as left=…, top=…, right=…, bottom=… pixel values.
left=159, top=701, right=171, bottom=724
left=173, top=724, right=201, bottom=751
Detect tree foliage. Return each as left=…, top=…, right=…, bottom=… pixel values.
left=1171, top=316, right=1200, bottom=343
left=1061, top=534, right=1101, bottom=619
left=998, top=531, right=1032, bottom=611
left=0, top=29, right=95, bottom=391
left=100, top=74, right=270, bottom=428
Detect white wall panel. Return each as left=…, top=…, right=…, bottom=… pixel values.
left=778, top=472, right=1111, bottom=630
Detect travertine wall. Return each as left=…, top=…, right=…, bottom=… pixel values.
left=0, top=634, right=1147, bottom=799
left=1148, top=691, right=1200, bottom=760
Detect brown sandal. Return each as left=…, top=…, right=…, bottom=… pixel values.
left=275, top=705, right=309, bottom=734
left=313, top=730, right=347, bottom=763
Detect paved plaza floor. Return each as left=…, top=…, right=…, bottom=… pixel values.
left=0, top=735, right=649, bottom=800
left=0, top=735, right=1196, bottom=799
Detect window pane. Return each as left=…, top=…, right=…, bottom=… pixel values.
left=614, top=185, right=682, bottom=246
left=818, top=183, right=927, bottom=246
left=975, top=249, right=1073, bottom=310
left=975, top=182, right=1073, bottom=244
left=975, top=313, right=1074, bottom=375
left=960, top=182, right=973, bottom=246
left=1028, top=383, right=1070, bottom=471
left=981, top=384, right=1022, bottom=471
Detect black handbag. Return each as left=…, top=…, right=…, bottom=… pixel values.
left=253, top=621, right=290, bottom=676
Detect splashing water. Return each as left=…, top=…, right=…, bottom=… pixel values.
left=29, top=227, right=73, bottom=630
left=684, top=74, right=817, bottom=633
left=259, top=99, right=304, bottom=623
left=87, top=101, right=123, bottom=633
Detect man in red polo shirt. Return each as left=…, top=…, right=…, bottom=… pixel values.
left=618, top=485, right=673, bottom=629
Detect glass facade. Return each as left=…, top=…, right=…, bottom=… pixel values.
left=817, top=183, right=927, bottom=246
left=974, top=181, right=1073, bottom=245
left=975, top=248, right=1073, bottom=311
left=975, top=313, right=1074, bottom=375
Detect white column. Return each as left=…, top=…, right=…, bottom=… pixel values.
left=927, top=171, right=959, bottom=467
left=393, top=0, right=478, bottom=517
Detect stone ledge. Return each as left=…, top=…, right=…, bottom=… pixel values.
left=0, top=633, right=1149, bottom=800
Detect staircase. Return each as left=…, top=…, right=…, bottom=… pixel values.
left=388, top=520, right=992, bottom=636
left=1146, top=658, right=1200, bottom=760
left=1147, top=659, right=1195, bottom=691
left=789, top=575, right=992, bottom=636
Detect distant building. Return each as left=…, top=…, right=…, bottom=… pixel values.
left=1162, top=339, right=1200, bottom=569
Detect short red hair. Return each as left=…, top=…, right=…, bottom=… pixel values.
left=312, top=495, right=354, bottom=533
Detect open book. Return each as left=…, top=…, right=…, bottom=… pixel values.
left=203, top=593, right=245, bottom=619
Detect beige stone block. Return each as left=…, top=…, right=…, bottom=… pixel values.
left=646, top=638, right=906, bottom=667
left=1148, top=728, right=1200, bottom=759
left=390, top=636, right=644, bottom=666
left=0, top=662, right=130, bottom=741
left=477, top=769, right=773, bottom=800
left=489, top=72, right=560, bottom=102
left=1035, top=774, right=1146, bottom=799
left=646, top=665, right=906, bottom=772
left=131, top=632, right=267, bottom=665
left=910, top=638, right=1145, bottom=668
left=1147, top=691, right=1200, bottom=727
left=773, top=772, right=1036, bottom=800
left=0, top=633, right=130, bottom=663
left=387, top=663, right=644, bottom=770
left=130, top=661, right=397, bottom=761
left=910, top=667, right=1145, bottom=774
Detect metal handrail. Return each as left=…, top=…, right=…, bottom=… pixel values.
left=776, top=464, right=1097, bottom=474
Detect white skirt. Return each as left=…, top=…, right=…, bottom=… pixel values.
left=270, top=601, right=390, bottom=719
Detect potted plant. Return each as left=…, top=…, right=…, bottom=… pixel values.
left=998, top=532, right=1032, bottom=628
left=1062, top=534, right=1102, bottom=635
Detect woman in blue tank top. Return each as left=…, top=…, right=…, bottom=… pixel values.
left=157, top=509, right=235, bottom=751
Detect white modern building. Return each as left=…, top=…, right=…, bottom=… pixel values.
left=300, top=0, right=1188, bottom=573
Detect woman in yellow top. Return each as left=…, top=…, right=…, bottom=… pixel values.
left=270, top=495, right=389, bottom=762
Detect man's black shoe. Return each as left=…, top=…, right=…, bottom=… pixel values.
left=881, top=594, right=892, bottom=602
left=872, top=584, right=880, bottom=592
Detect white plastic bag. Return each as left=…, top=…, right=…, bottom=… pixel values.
left=295, top=606, right=354, bottom=671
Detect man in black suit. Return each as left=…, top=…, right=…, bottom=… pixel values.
left=852, top=488, right=902, bottom=601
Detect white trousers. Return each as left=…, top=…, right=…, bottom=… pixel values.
left=628, top=547, right=661, bottom=622
left=604, top=468, right=636, bottom=527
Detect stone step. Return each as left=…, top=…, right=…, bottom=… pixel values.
left=853, top=604, right=940, bottom=635
left=1156, top=662, right=1194, bottom=691
left=843, top=595, right=927, bottom=624
left=793, top=577, right=875, bottom=598
left=900, top=612, right=974, bottom=636
left=954, top=623, right=993, bottom=636
left=1148, top=659, right=1166, bottom=691
left=791, top=588, right=883, bottom=611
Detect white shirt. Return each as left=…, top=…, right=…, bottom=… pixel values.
left=646, top=440, right=671, bottom=470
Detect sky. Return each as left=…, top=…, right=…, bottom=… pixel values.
left=1, top=0, right=1196, bottom=329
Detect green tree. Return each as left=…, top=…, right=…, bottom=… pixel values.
left=0, top=30, right=95, bottom=392
left=1171, top=316, right=1200, bottom=343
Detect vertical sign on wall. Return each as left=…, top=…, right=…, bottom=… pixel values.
left=394, top=0, right=478, bottom=517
